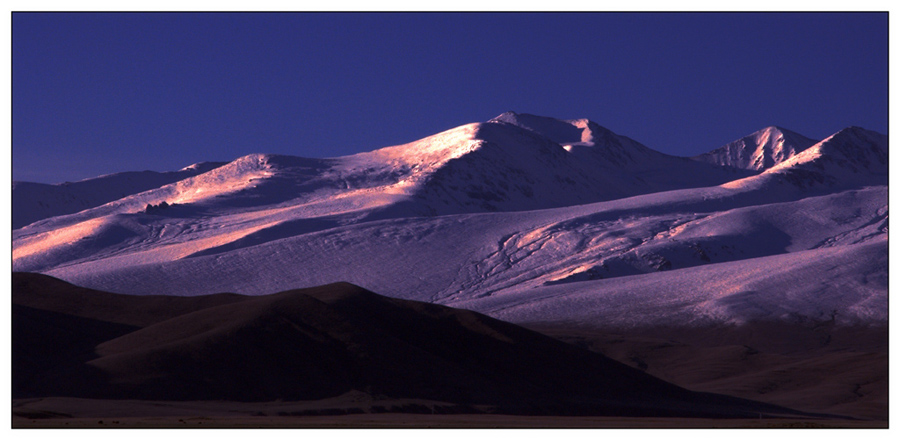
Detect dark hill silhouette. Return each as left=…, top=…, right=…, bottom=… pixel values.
left=12, top=272, right=822, bottom=418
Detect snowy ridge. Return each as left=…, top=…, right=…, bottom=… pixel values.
left=16, top=154, right=279, bottom=230
left=12, top=162, right=226, bottom=229
left=11, top=113, right=888, bottom=331
left=693, top=126, right=817, bottom=171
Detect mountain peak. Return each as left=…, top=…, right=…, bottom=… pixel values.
left=491, top=110, right=520, bottom=120
left=487, top=112, right=627, bottom=148
left=488, top=112, right=588, bottom=143
left=834, top=125, right=880, bottom=138
left=693, top=126, right=818, bottom=171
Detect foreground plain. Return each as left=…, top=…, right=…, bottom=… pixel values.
left=12, top=273, right=885, bottom=428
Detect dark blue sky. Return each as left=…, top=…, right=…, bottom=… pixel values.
left=13, top=12, right=888, bottom=184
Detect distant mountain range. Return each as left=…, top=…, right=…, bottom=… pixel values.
left=12, top=112, right=887, bottom=333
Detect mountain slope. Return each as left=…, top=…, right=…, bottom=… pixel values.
left=455, top=238, right=887, bottom=333
left=32, top=184, right=886, bottom=335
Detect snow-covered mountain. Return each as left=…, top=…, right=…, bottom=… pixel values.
left=692, top=126, right=817, bottom=171
left=722, top=126, right=888, bottom=192
left=13, top=113, right=751, bottom=231
left=11, top=112, right=888, bottom=334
